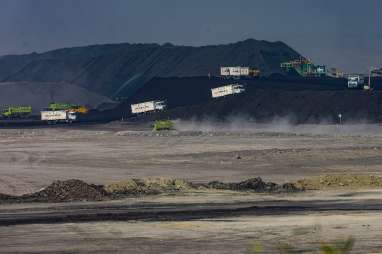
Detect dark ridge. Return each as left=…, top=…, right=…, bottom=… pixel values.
left=106, top=76, right=382, bottom=124
left=0, top=39, right=301, bottom=97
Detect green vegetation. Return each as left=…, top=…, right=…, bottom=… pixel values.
left=153, top=120, right=173, bottom=131
left=2, top=106, right=32, bottom=118
left=320, top=237, right=354, bottom=254
left=249, top=237, right=354, bottom=254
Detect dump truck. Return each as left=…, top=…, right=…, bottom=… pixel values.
left=131, top=100, right=166, bottom=114
left=211, top=84, right=245, bottom=98
left=1, top=106, right=32, bottom=118
left=153, top=120, right=173, bottom=131
left=49, top=103, right=77, bottom=111
left=48, top=103, right=89, bottom=114
left=220, top=67, right=260, bottom=78
left=41, top=110, right=77, bottom=123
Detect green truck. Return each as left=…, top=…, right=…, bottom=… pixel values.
left=48, top=102, right=78, bottom=111
left=153, top=120, right=174, bottom=131
left=2, top=106, right=32, bottom=118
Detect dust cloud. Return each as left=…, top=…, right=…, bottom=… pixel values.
left=174, top=116, right=382, bottom=137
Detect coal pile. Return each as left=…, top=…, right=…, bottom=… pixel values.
left=0, top=39, right=300, bottom=97
left=22, top=179, right=107, bottom=202
left=120, top=76, right=382, bottom=124
left=205, top=177, right=302, bottom=193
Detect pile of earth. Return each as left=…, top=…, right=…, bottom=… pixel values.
left=16, top=179, right=107, bottom=203
left=201, top=177, right=301, bottom=193
left=104, top=178, right=191, bottom=196
left=0, top=177, right=303, bottom=203
left=25, top=179, right=107, bottom=202
left=295, top=175, right=382, bottom=190
left=105, top=177, right=302, bottom=196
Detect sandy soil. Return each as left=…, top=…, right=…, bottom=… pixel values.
left=2, top=213, right=380, bottom=254
left=2, top=122, right=382, bottom=253
left=1, top=122, right=382, bottom=195
left=1, top=189, right=382, bottom=253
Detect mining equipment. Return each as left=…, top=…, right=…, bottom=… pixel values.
left=211, top=84, right=245, bottom=98
left=220, top=67, right=261, bottom=78
left=131, top=100, right=166, bottom=114
left=364, top=67, right=382, bottom=91
left=40, top=110, right=77, bottom=124
left=48, top=102, right=89, bottom=114
left=280, top=58, right=326, bottom=77
left=327, top=68, right=344, bottom=78
left=153, top=120, right=173, bottom=131
left=347, top=75, right=364, bottom=89
left=1, top=106, right=32, bottom=119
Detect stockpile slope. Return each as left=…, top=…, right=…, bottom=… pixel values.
left=119, top=76, right=382, bottom=123
left=0, top=39, right=300, bottom=97
left=0, top=82, right=114, bottom=114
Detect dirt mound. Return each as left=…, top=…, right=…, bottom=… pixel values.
left=295, top=175, right=382, bottom=190
left=205, top=177, right=302, bottom=193
left=0, top=177, right=301, bottom=204
left=105, top=178, right=190, bottom=196
left=23, top=179, right=107, bottom=202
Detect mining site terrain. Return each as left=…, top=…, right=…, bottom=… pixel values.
left=1, top=121, right=382, bottom=253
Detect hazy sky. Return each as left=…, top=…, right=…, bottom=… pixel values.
left=1, top=0, right=381, bottom=72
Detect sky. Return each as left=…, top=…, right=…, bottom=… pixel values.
left=0, top=0, right=381, bottom=72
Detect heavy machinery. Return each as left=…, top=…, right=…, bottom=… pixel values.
left=364, top=67, right=382, bottom=91
left=48, top=102, right=89, bottom=114
left=327, top=68, right=344, bottom=78
left=68, top=105, right=89, bottom=114
left=1, top=106, right=32, bottom=118
left=220, top=67, right=261, bottom=78
left=41, top=110, right=77, bottom=124
left=131, top=100, right=166, bottom=114
left=211, top=84, right=245, bottom=98
left=153, top=120, right=173, bottom=131
left=280, top=58, right=326, bottom=77
left=347, top=75, right=364, bottom=89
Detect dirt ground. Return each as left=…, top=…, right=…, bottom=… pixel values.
left=1, top=189, right=382, bottom=253
left=2, top=122, right=382, bottom=195
left=2, top=213, right=381, bottom=254
left=2, top=121, right=382, bottom=253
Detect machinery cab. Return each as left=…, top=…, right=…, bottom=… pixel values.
left=67, top=111, right=77, bottom=122
left=232, top=84, right=245, bottom=94
left=154, top=100, right=166, bottom=111
left=347, top=75, right=364, bottom=89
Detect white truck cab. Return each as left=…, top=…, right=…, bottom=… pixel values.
left=347, top=75, right=364, bottom=89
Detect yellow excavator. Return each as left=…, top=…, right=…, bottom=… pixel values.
left=69, top=105, right=89, bottom=114
left=48, top=103, right=89, bottom=114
